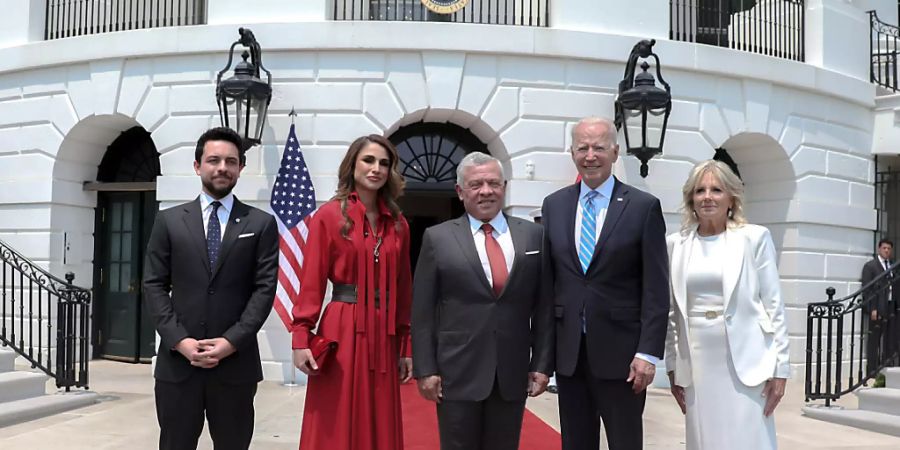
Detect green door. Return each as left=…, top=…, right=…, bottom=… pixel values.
left=95, top=191, right=158, bottom=362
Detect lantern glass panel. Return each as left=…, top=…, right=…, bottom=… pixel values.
left=251, top=96, right=269, bottom=142
left=623, top=106, right=666, bottom=152
left=234, top=95, right=246, bottom=137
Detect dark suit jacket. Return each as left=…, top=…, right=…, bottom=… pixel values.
left=861, top=258, right=892, bottom=315
left=411, top=214, right=554, bottom=402
left=541, top=178, right=669, bottom=380
left=143, top=197, right=278, bottom=384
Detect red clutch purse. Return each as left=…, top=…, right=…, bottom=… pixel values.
left=308, top=334, right=338, bottom=372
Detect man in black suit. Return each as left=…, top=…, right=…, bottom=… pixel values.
left=143, top=127, right=278, bottom=450
left=412, top=152, right=554, bottom=450
left=861, top=238, right=894, bottom=375
left=541, top=117, right=669, bottom=450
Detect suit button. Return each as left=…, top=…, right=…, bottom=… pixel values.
left=200, top=321, right=206, bottom=327
left=207, top=289, right=214, bottom=295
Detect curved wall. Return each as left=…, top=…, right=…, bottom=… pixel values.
left=0, top=21, right=877, bottom=380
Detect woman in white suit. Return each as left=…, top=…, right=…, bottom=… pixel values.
left=665, top=160, right=790, bottom=450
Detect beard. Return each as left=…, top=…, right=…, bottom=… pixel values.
left=202, top=176, right=237, bottom=199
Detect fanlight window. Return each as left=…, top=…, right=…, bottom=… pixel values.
left=389, top=122, right=488, bottom=191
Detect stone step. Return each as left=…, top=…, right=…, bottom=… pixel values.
left=803, top=405, right=900, bottom=437
left=0, top=348, right=15, bottom=373
left=0, top=371, right=48, bottom=403
left=885, top=367, right=900, bottom=389
left=0, top=391, right=100, bottom=428
left=857, top=387, right=900, bottom=416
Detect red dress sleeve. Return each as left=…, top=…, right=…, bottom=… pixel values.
left=290, top=205, right=334, bottom=349
left=396, top=217, right=413, bottom=358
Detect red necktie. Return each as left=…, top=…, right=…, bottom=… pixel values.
left=481, top=223, right=508, bottom=297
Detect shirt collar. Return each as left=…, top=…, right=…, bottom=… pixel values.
left=348, top=191, right=392, bottom=217
left=579, top=176, right=615, bottom=201
left=199, top=191, right=235, bottom=215
left=468, top=212, right=508, bottom=235
left=879, top=255, right=891, bottom=266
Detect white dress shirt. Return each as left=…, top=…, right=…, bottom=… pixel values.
left=468, top=213, right=515, bottom=289
left=199, top=191, right=233, bottom=240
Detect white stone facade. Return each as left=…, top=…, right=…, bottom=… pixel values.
left=0, top=0, right=892, bottom=382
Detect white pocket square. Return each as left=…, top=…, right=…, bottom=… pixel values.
left=238, top=232, right=255, bottom=239
left=525, top=250, right=540, bottom=255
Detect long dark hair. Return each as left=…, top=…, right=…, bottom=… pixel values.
left=334, top=135, right=405, bottom=238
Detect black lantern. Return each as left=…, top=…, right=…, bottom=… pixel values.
left=216, top=28, right=272, bottom=151
left=614, top=39, right=672, bottom=178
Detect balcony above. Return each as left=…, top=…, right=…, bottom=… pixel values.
left=332, top=0, right=549, bottom=27
left=0, top=0, right=875, bottom=87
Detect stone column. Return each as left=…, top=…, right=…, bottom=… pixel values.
left=0, top=0, right=47, bottom=49
left=550, top=0, right=670, bottom=38
left=806, top=0, right=869, bottom=80
left=207, top=0, right=329, bottom=25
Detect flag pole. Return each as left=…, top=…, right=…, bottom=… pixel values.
left=273, top=108, right=315, bottom=388
left=284, top=105, right=299, bottom=388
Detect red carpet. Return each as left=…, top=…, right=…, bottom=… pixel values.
left=400, top=382, right=561, bottom=450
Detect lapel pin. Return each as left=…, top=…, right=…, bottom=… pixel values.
left=616, top=198, right=623, bottom=202
left=235, top=218, right=241, bottom=223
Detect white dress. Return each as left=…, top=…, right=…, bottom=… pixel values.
left=683, top=233, right=777, bottom=450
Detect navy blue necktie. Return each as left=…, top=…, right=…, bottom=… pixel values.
left=207, top=201, right=222, bottom=268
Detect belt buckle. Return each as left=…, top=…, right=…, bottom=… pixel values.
left=704, top=310, right=719, bottom=320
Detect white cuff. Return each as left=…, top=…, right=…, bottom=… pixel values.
left=635, top=353, right=659, bottom=366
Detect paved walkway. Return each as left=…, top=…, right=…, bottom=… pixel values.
left=1, top=360, right=898, bottom=449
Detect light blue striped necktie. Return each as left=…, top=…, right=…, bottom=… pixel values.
left=579, top=191, right=599, bottom=273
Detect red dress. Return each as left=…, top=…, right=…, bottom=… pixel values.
left=292, top=194, right=412, bottom=450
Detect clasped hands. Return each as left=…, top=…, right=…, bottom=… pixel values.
left=176, top=337, right=235, bottom=369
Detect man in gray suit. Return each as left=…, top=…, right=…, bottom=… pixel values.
left=412, top=152, right=554, bottom=450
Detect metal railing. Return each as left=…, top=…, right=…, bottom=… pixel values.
left=44, top=0, right=207, bottom=40
left=1, top=239, right=91, bottom=390
left=870, top=10, right=900, bottom=92
left=333, top=0, right=549, bottom=27
left=670, top=0, right=805, bottom=62
left=805, top=268, right=900, bottom=406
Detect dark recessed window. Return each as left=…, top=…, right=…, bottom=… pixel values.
left=97, top=127, right=160, bottom=183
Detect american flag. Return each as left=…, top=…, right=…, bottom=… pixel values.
left=271, top=124, right=317, bottom=330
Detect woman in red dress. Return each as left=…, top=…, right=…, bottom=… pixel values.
left=292, top=134, right=412, bottom=450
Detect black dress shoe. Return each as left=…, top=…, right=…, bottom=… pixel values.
left=547, top=385, right=558, bottom=394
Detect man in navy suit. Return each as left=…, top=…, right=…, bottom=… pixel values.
left=541, top=117, right=669, bottom=450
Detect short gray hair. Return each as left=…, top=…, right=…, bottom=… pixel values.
left=570, top=117, right=617, bottom=150
left=456, top=152, right=505, bottom=186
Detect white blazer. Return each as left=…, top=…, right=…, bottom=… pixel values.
left=664, top=224, right=790, bottom=388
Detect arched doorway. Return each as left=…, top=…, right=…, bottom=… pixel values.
left=90, top=127, right=160, bottom=362
left=389, top=122, right=488, bottom=270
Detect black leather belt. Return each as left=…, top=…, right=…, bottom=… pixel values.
left=332, top=283, right=386, bottom=306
